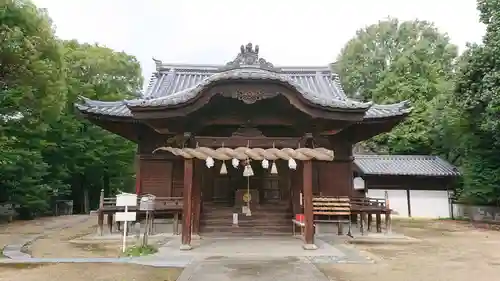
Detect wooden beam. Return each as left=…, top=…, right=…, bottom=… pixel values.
left=200, top=116, right=295, bottom=126
left=195, top=136, right=301, bottom=148
left=180, top=158, right=193, bottom=250
left=302, top=160, right=316, bottom=249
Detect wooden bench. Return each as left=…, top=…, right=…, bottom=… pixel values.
left=0, top=203, right=15, bottom=222
left=313, top=196, right=352, bottom=236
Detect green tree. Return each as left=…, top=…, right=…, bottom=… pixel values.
left=42, top=40, right=142, bottom=212
left=0, top=0, right=67, bottom=216
left=451, top=0, right=500, bottom=205
left=336, top=18, right=458, bottom=154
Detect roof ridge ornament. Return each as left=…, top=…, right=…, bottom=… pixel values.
left=219, top=43, right=281, bottom=72
left=152, top=57, right=163, bottom=72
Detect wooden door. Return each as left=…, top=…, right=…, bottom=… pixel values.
left=262, top=176, right=281, bottom=202
left=212, top=177, right=232, bottom=203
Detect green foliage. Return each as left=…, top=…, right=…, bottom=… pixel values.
left=449, top=0, right=500, bottom=205
left=0, top=0, right=66, bottom=216
left=0, top=1, right=142, bottom=217
left=337, top=3, right=500, bottom=206
left=336, top=18, right=458, bottom=154
left=123, top=245, right=158, bottom=257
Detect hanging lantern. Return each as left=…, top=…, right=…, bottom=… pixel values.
left=270, top=162, right=278, bottom=174
left=243, top=164, right=254, bottom=177
left=205, top=156, right=214, bottom=168
left=288, top=158, right=297, bottom=170
left=220, top=161, right=228, bottom=175
left=232, top=158, right=239, bottom=168
left=261, top=159, right=269, bottom=169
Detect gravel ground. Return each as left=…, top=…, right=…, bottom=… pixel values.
left=0, top=263, right=182, bottom=281
left=316, top=219, right=500, bottom=281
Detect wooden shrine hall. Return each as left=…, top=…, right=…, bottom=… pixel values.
left=75, top=43, right=411, bottom=250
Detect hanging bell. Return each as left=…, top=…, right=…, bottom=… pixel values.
left=232, top=158, right=239, bottom=168
left=288, top=158, right=297, bottom=170
left=205, top=156, right=214, bottom=168
left=220, top=161, right=228, bottom=175
left=270, top=162, right=278, bottom=174
left=261, top=159, right=269, bottom=169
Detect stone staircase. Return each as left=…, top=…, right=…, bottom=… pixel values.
left=200, top=202, right=293, bottom=236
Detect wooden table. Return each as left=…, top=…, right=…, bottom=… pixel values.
left=351, top=205, right=392, bottom=235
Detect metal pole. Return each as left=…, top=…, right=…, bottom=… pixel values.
left=122, top=205, right=128, bottom=253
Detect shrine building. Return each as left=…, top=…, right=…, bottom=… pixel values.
left=76, top=43, right=419, bottom=249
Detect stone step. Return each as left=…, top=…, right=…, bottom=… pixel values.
left=202, top=204, right=290, bottom=210
left=200, top=220, right=292, bottom=227
left=200, top=226, right=292, bottom=235
left=200, top=232, right=292, bottom=237
left=201, top=213, right=292, bottom=220
left=200, top=224, right=293, bottom=231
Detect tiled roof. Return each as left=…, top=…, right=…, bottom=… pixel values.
left=143, top=66, right=349, bottom=101
left=354, top=155, right=460, bottom=177
left=75, top=43, right=412, bottom=119
left=75, top=97, right=131, bottom=117
left=128, top=68, right=372, bottom=109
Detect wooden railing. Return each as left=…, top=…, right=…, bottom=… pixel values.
left=307, top=195, right=392, bottom=235
left=350, top=197, right=389, bottom=210
left=100, top=196, right=183, bottom=211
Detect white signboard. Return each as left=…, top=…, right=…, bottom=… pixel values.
left=353, top=177, right=365, bottom=190
left=232, top=213, right=238, bottom=225
left=116, top=193, right=137, bottom=207
left=115, top=192, right=137, bottom=253
left=115, top=211, right=137, bottom=222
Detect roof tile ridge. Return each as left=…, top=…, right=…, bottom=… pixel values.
left=371, top=100, right=411, bottom=109
left=159, top=68, right=177, bottom=97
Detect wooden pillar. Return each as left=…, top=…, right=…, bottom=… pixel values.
left=181, top=158, right=193, bottom=250
left=302, top=160, right=317, bottom=250
left=192, top=160, right=202, bottom=235
left=135, top=155, right=141, bottom=195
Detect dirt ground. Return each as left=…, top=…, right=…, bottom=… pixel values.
left=26, top=214, right=124, bottom=258
left=0, top=215, right=182, bottom=281
left=0, top=214, right=122, bottom=258
left=0, top=263, right=182, bottom=281
left=317, top=219, right=500, bottom=281
left=4, top=216, right=500, bottom=281
left=0, top=216, right=87, bottom=255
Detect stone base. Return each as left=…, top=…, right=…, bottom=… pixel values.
left=302, top=243, right=318, bottom=250
left=179, top=244, right=192, bottom=251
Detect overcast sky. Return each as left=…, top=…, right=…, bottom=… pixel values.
left=33, top=0, right=485, bottom=85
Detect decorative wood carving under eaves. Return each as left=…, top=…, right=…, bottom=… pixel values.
left=219, top=43, right=282, bottom=72
left=232, top=90, right=278, bottom=104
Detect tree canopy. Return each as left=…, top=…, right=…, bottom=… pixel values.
left=336, top=18, right=458, bottom=154
left=336, top=2, right=500, bottom=206
left=0, top=0, right=142, bottom=217
left=448, top=0, right=500, bottom=205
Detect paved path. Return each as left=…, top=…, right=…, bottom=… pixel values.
left=177, top=256, right=330, bottom=281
